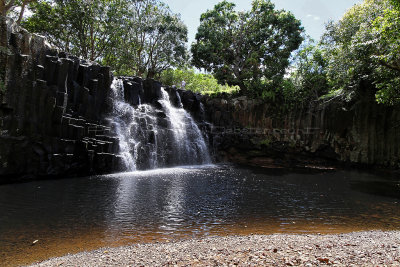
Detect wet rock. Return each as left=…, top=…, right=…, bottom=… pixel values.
left=0, top=18, right=119, bottom=183
left=203, top=92, right=400, bottom=170
left=123, top=79, right=142, bottom=106
left=143, top=79, right=162, bottom=104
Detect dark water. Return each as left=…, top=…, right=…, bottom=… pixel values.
left=0, top=165, right=399, bottom=266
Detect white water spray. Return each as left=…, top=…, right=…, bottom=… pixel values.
left=109, top=78, right=211, bottom=171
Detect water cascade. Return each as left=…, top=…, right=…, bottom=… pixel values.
left=109, top=78, right=211, bottom=171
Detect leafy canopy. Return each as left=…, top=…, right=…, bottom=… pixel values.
left=287, top=37, right=329, bottom=105
left=372, top=0, right=400, bottom=104
left=102, top=0, right=188, bottom=78
left=23, top=0, right=188, bottom=78
left=322, top=0, right=400, bottom=105
left=191, top=0, right=303, bottom=97
left=24, top=0, right=125, bottom=61
left=160, top=68, right=239, bottom=95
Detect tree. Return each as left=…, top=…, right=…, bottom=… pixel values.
left=288, top=37, right=328, bottom=104
left=322, top=0, right=400, bottom=105
left=159, top=68, right=239, bottom=94
left=24, top=0, right=188, bottom=78
left=191, top=0, right=303, bottom=96
left=1, top=0, right=35, bottom=23
left=102, top=0, right=188, bottom=78
left=24, top=0, right=125, bottom=61
left=1, top=0, right=18, bottom=16
left=370, top=0, right=400, bottom=104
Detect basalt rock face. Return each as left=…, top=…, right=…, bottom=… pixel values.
left=0, top=18, right=212, bottom=183
left=0, top=17, right=123, bottom=183
left=4, top=17, right=398, bottom=183
left=118, top=77, right=207, bottom=123
left=203, top=94, right=400, bottom=169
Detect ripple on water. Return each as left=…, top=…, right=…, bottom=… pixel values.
left=0, top=165, right=399, bottom=266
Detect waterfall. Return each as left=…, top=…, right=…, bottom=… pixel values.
left=109, top=78, right=211, bottom=171
left=109, top=79, right=137, bottom=170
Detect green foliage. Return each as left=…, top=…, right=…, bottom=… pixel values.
left=287, top=37, right=329, bottom=105
left=259, top=138, right=272, bottom=146
left=0, top=78, right=5, bottom=93
left=23, top=0, right=188, bottom=78
left=370, top=2, right=400, bottom=104
left=321, top=0, right=400, bottom=105
left=1, top=0, right=34, bottom=17
left=191, top=0, right=303, bottom=96
left=160, top=68, right=239, bottom=95
left=0, top=45, right=12, bottom=56
left=0, top=45, right=10, bottom=97
left=24, top=0, right=124, bottom=61
left=321, top=1, right=378, bottom=101
left=102, top=0, right=188, bottom=78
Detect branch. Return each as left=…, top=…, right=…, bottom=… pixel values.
left=16, top=0, right=33, bottom=24
left=379, top=59, right=400, bottom=74
left=4, top=0, right=16, bottom=11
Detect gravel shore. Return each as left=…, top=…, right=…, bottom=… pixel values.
left=30, top=231, right=400, bottom=266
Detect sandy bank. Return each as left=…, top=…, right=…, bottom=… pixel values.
left=29, top=231, right=400, bottom=266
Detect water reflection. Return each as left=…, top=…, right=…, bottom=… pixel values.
left=0, top=165, right=399, bottom=266
left=160, top=174, right=185, bottom=231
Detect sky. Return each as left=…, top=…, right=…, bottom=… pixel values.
left=163, top=0, right=362, bottom=44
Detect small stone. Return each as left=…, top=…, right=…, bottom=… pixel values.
left=317, top=258, right=330, bottom=264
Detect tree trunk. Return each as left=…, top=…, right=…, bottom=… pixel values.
left=90, top=25, right=95, bottom=61
left=0, top=15, right=8, bottom=103
left=147, top=70, right=155, bottom=79
left=238, top=81, right=247, bottom=94
left=0, top=0, right=6, bottom=16
left=16, top=0, right=28, bottom=24
left=1, top=0, right=16, bottom=16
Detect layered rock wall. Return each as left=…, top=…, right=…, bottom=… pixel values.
left=0, top=17, right=122, bottom=182
left=204, top=94, right=400, bottom=169
left=0, top=18, right=210, bottom=183
left=1, top=16, right=399, bottom=183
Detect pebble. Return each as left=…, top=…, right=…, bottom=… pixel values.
left=29, top=231, right=400, bottom=267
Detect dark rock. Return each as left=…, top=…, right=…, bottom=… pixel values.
left=72, top=140, right=91, bottom=175
left=166, top=87, right=183, bottom=108
left=35, top=65, right=44, bottom=80
left=143, top=79, right=162, bottom=104
left=204, top=92, right=400, bottom=169
left=77, top=64, right=90, bottom=88
left=57, top=58, right=72, bottom=92
left=56, top=92, right=68, bottom=110
left=89, top=79, right=98, bottom=96
left=0, top=19, right=126, bottom=182
left=44, top=55, right=58, bottom=85
left=123, top=80, right=142, bottom=106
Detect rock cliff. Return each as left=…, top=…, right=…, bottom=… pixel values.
left=0, top=17, right=126, bottom=183
left=204, top=93, right=400, bottom=170
left=0, top=18, right=209, bottom=183
left=1, top=16, right=399, bottom=183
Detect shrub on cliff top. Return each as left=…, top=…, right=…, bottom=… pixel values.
left=160, top=68, right=239, bottom=95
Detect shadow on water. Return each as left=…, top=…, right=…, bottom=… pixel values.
left=0, top=164, right=399, bottom=266
left=351, top=181, right=400, bottom=199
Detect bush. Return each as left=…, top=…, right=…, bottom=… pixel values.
left=160, top=68, right=239, bottom=95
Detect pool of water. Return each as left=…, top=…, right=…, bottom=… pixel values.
left=0, top=165, right=399, bottom=266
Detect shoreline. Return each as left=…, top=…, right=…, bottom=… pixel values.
left=29, top=231, right=400, bottom=266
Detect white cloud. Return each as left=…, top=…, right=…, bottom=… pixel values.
left=306, top=14, right=320, bottom=20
